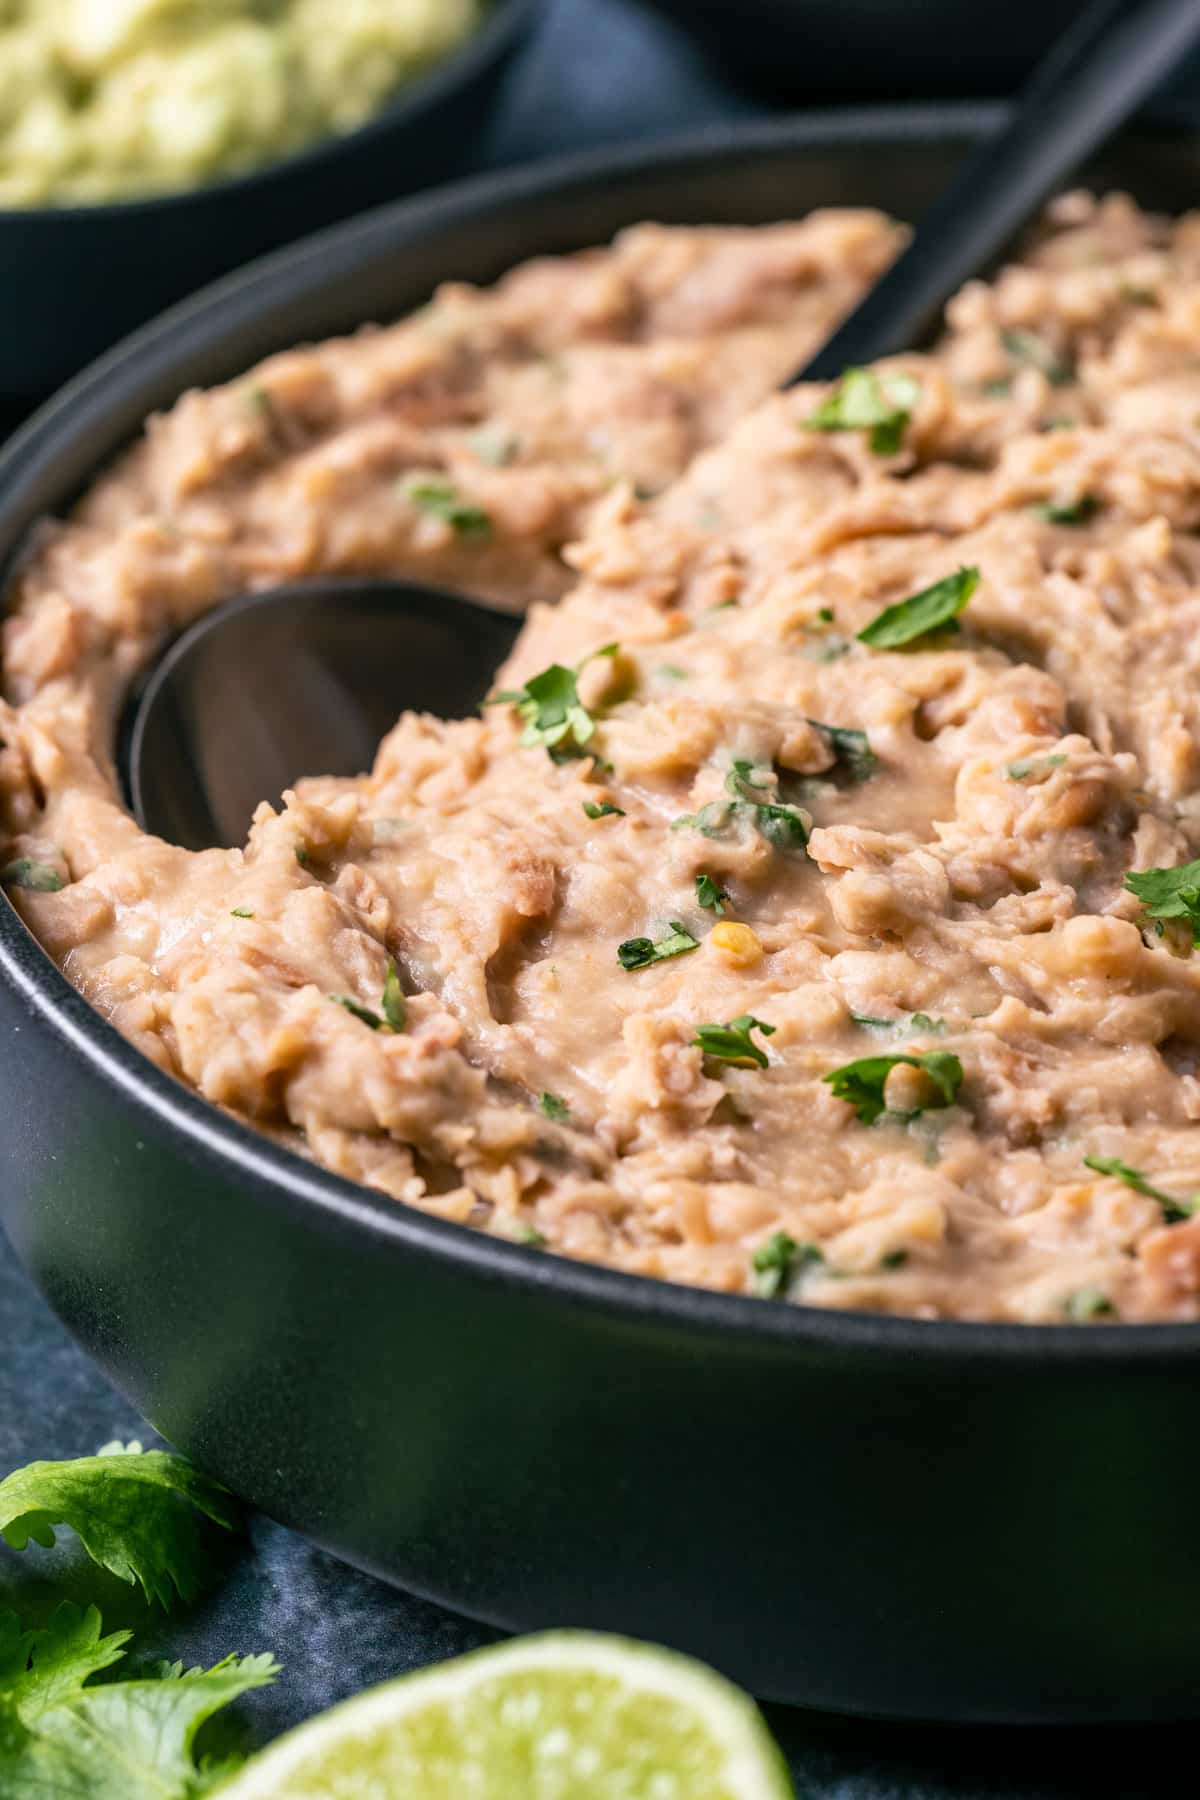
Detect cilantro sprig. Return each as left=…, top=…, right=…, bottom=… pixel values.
left=2, top=858, right=64, bottom=893
left=491, top=644, right=619, bottom=762
left=858, top=567, right=979, bottom=650
left=724, top=760, right=811, bottom=851
left=1032, top=495, right=1099, bottom=526
left=1124, top=860, right=1200, bottom=943
left=806, top=719, right=878, bottom=784
left=328, top=958, right=407, bottom=1033
left=618, top=922, right=699, bottom=971
left=804, top=367, right=921, bottom=455
left=695, top=873, right=728, bottom=914
left=824, top=1050, right=964, bottom=1125
left=1084, top=1154, right=1198, bottom=1224
left=693, top=1015, right=776, bottom=1069
left=405, top=477, right=492, bottom=539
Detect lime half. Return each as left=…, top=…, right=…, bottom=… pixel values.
left=217, top=1630, right=794, bottom=1799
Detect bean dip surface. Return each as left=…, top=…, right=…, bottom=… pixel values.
left=5, top=193, right=1200, bottom=1323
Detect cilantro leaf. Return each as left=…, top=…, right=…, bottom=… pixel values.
left=328, top=994, right=384, bottom=1029
left=751, top=1232, right=823, bottom=1299
left=618, top=921, right=699, bottom=971
left=1032, top=495, right=1099, bottom=526
left=852, top=1012, right=946, bottom=1035
left=490, top=644, right=619, bottom=761
left=693, top=1014, right=776, bottom=1069
left=858, top=567, right=979, bottom=649
left=583, top=801, right=625, bottom=820
left=538, top=1092, right=570, bottom=1122
left=804, top=367, right=921, bottom=455
left=2, top=858, right=64, bottom=893
left=807, top=719, right=879, bottom=784
left=1083, top=1154, right=1197, bottom=1224
left=1063, top=1287, right=1117, bottom=1321
left=671, top=801, right=736, bottom=839
left=381, top=959, right=407, bottom=1032
left=1006, top=754, right=1066, bottom=781
left=0, top=1649, right=279, bottom=1799
left=404, top=478, right=492, bottom=539
left=724, top=761, right=811, bottom=851
left=0, top=1444, right=239, bottom=1607
left=1124, top=860, right=1200, bottom=943
left=0, top=1603, right=131, bottom=1723
left=1002, top=328, right=1075, bottom=386
left=695, top=873, right=728, bottom=914
left=824, top=1050, right=964, bottom=1125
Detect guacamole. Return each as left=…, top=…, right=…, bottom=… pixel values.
left=0, top=0, right=486, bottom=207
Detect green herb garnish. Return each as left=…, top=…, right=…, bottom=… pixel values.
left=618, top=921, right=699, bottom=971
left=583, top=800, right=625, bottom=819
left=1124, top=860, right=1200, bottom=943
left=405, top=477, right=492, bottom=539
left=858, top=566, right=980, bottom=649
left=693, top=1014, right=777, bottom=1069
left=538, top=1092, right=570, bottom=1122
left=724, top=761, right=811, bottom=851
left=752, top=1231, right=823, bottom=1299
left=381, top=958, right=407, bottom=1032
left=880, top=1250, right=909, bottom=1270
left=851, top=1012, right=946, bottom=1035
left=490, top=644, right=619, bottom=761
left=329, top=994, right=385, bottom=1029
left=1083, top=1154, right=1197, bottom=1223
left=230, top=906, right=255, bottom=919
left=824, top=1050, right=964, bottom=1125
left=804, top=367, right=921, bottom=455
left=1064, top=1287, right=1117, bottom=1321
left=807, top=719, right=879, bottom=784
left=1006, top=753, right=1066, bottom=781
left=695, top=873, right=729, bottom=914
left=1002, top=328, right=1075, bottom=386
left=510, top=1223, right=547, bottom=1247
left=1, top=858, right=64, bottom=892
left=469, top=424, right=520, bottom=467
left=1032, top=495, right=1099, bottom=526
left=671, top=801, right=736, bottom=838
left=295, top=844, right=309, bottom=868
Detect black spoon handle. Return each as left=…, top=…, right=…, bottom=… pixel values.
left=797, top=0, right=1200, bottom=384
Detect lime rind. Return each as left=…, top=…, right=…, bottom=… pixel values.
left=216, top=1630, right=794, bottom=1799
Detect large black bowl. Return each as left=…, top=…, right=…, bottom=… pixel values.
left=5, top=108, right=1200, bottom=1724
left=0, top=0, right=539, bottom=410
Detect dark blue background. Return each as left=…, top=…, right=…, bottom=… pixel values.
left=2, top=1, right=1196, bottom=1790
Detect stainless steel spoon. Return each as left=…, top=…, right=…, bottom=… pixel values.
left=125, top=0, right=1200, bottom=850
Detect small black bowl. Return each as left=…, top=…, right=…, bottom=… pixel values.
left=0, top=0, right=540, bottom=410
left=5, top=108, right=1200, bottom=1723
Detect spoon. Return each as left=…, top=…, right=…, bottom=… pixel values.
left=126, top=0, right=1200, bottom=850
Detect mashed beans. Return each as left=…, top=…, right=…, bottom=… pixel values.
left=4, top=194, right=1200, bottom=1322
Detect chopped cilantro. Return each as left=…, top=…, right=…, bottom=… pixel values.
left=1083, top=1154, right=1197, bottom=1223
left=851, top=1012, right=945, bottom=1035
left=490, top=643, right=619, bottom=762
left=693, top=1014, right=777, bottom=1069
left=824, top=1050, right=964, bottom=1125
left=753, top=802, right=811, bottom=852
left=807, top=719, right=879, bottom=784
left=329, top=994, right=384, bottom=1029
left=858, top=566, right=979, bottom=649
left=510, top=1223, right=547, bottom=1247
left=671, top=801, right=736, bottom=839
left=1033, top=495, right=1099, bottom=526
left=583, top=800, right=625, bottom=819
left=880, top=1250, right=909, bottom=1270
left=2, top=858, right=64, bottom=892
left=618, top=921, right=699, bottom=971
left=695, top=873, right=729, bottom=914
left=1006, top=753, right=1066, bottom=781
left=804, top=367, right=921, bottom=455
left=381, top=958, right=407, bottom=1032
left=1124, top=860, right=1200, bottom=943
left=752, top=1231, right=823, bottom=1299
left=405, top=477, right=492, bottom=539
left=817, top=606, right=834, bottom=622
left=1002, top=328, right=1075, bottom=386
left=538, top=1092, right=570, bottom=1122
left=295, top=844, right=309, bottom=868
left=230, top=906, right=255, bottom=919
left=723, top=761, right=810, bottom=851
left=1064, top=1287, right=1117, bottom=1321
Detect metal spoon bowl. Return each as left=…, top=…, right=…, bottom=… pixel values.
left=123, top=579, right=521, bottom=849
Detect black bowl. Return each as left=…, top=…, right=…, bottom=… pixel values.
left=0, top=0, right=539, bottom=411
left=6, top=107, right=1200, bottom=1724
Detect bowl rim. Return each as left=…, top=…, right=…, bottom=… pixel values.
left=4, top=100, right=1200, bottom=1363
left=0, top=0, right=542, bottom=224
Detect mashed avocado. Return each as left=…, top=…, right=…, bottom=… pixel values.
left=0, top=0, right=486, bottom=207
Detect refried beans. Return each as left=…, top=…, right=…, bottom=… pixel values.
left=4, top=191, right=1200, bottom=1323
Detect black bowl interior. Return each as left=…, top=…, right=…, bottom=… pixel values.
left=6, top=110, right=1200, bottom=1724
